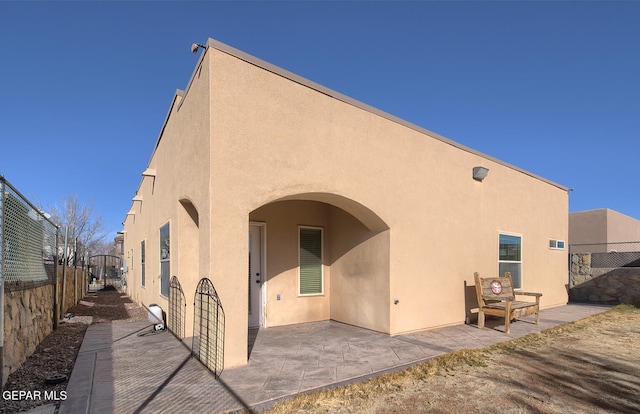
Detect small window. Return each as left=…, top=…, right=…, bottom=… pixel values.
left=140, top=241, right=146, bottom=287
left=160, top=223, right=170, bottom=297
left=499, top=233, right=522, bottom=289
left=549, top=239, right=565, bottom=250
left=299, top=227, right=323, bottom=296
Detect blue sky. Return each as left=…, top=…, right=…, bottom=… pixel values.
left=1, top=1, right=639, bottom=240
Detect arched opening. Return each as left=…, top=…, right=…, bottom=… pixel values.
left=249, top=193, right=390, bottom=333
left=271, top=192, right=388, bottom=233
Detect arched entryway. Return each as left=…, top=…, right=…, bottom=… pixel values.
left=248, top=192, right=390, bottom=334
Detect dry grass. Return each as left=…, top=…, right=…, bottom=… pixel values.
left=267, top=348, right=489, bottom=414
left=267, top=305, right=640, bottom=414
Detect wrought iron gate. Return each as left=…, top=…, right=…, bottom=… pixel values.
left=168, top=276, right=186, bottom=340
left=192, top=278, right=225, bottom=378
left=88, top=255, right=122, bottom=288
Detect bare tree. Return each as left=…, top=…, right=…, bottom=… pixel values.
left=47, top=195, right=108, bottom=263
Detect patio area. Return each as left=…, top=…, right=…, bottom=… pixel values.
left=59, top=303, right=611, bottom=414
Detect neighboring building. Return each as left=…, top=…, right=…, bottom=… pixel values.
left=569, top=208, right=640, bottom=251
left=122, top=38, right=570, bottom=369
left=569, top=209, right=640, bottom=303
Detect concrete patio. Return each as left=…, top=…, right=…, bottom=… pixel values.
left=58, top=303, right=611, bottom=413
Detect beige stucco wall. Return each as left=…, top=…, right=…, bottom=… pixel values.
left=124, top=40, right=569, bottom=370
left=250, top=201, right=332, bottom=327
left=569, top=208, right=640, bottom=247
left=206, top=47, right=568, bottom=335
left=569, top=209, right=607, bottom=246
left=606, top=209, right=640, bottom=243
left=328, top=207, right=390, bottom=333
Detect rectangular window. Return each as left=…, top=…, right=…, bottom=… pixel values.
left=160, top=223, right=170, bottom=297
left=499, top=233, right=522, bottom=289
left=549, top=239, right=565, bottom=250
left=140, top=240, right=146, bottom=287
left=299, top=227, right=323, bottom=296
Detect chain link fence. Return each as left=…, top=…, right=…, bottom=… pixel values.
left=1, top=176, right=58, bottom=291
left=569, top=242, right=640, bottom=269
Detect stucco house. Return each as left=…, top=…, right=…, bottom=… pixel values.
left=122, top=38, right=569, bottom=370
left=569, top=208, right=640, bottom=250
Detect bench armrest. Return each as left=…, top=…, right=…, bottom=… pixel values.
left=516, top=291, right=542, bottom=298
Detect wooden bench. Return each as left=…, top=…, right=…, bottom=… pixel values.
left=474, top=272, right=542, bottom=334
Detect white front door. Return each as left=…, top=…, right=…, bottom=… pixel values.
left=248, top=224, right=263, bottom=328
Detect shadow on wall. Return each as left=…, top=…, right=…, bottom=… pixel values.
left=249, top=199, right=388, bottom=281
left=570, top=268, right=640, bottom=305
left=464, top=281, right=479, bottom=325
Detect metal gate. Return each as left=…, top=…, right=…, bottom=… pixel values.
left=192, top=278, right=225, bottom=378
left=168, top=276, right=186, bottom=340
left=88, top=255, right=122, bottom=289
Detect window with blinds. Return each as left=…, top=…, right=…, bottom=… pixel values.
left=299, top=227, right=323, bottom=296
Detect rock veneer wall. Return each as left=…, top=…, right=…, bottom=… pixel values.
left=2, top=266, right=87, bottom=386
left=570, top=253, right=640, bottom=304
left=3, top=284, right=54, bottom=385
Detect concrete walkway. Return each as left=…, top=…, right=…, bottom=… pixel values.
left=59, top=303, right=611, bottom=413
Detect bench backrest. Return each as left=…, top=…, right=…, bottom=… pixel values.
left=474, top=272, right=515, bottom=306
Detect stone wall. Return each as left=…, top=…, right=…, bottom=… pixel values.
left=2, top=266, right=87, bottom=386
left=570, top=253, right=640, bottom=304
left=3, top=284, right=54, bottom=385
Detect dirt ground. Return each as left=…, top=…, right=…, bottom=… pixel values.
left=370, top=310, right=640, bottom=414
left=271, top=306, right=640, bottom=414
left=1, top=287, right=147, bottom=414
